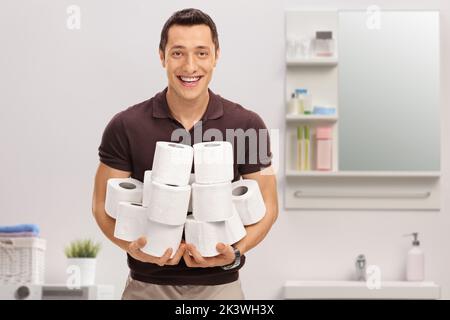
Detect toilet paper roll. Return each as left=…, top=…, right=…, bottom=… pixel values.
left=188, top=173, right=195, bottom=213
left=231, top=179, right=266, bottom=226
left=185, top=209, right=246, bottom=257
left=184, top=215, right=225, bottom=257
left=151, top=141, right=193, bottom=186
left=225, top=206, right=247, bottom=243
left=193, top=141, right=234, bottom=184
left=105, top=178, right=143, bottom=219
left=192, top=182, right=233, bottom=222
left=148, top=180, right=191, bottom=225
left=142, top=170, right=152, bottom=208
left=114, top=202, right=148, bottom=241
left=142, top=219, right=184, bottom=258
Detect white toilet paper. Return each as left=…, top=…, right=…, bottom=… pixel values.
left=142, top=170, right=152, bottom=208
left=184, top=209, right=246, bottom=257
left=105, top=178, right=143, bottom=219
left=231, top=179, right=266, bottom=226
left=151, top=141, right=193, bottom=186
left=192, top=182, right=233, bottom=222
left=193, top=141, right=234, bottom=184
left=188, top=173, right=195, bottom=213
left=184, top=215, right=224, bottom=257
left=114, top=202, right=148, bottom=241
left=148, top=180, right=191, bottom=225
left=142, top=219, right=184, bottom=258
left=225, top=206, right=247, bottom=244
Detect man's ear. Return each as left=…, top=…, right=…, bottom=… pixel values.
left=159, top=50, right=165, bottom=67
left=214, top=48, right=220, bottom=67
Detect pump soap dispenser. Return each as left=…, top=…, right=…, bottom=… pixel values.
left=405, top=232, right=424, bottom=281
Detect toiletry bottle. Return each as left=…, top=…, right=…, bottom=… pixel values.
left=296, top=126, right=304, bottom=170
left=405, top=232, right=424, bottom=281
left=316, top=126, right=333, bottom=171
left=304, top=125, right=311, bottom=170
left=313, top=31, right=334, bottom=57
left=296, top=88, right=312, bottom=115
left=287, top=92, right=298, bottom=115
left=295, top=88, right=306, bottom=114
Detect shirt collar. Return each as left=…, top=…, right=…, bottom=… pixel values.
left=152, top=87, right=224, bottom=121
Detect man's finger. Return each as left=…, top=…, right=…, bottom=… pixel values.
left=167, top=243, right=186, bottom=265
left=157, top=248, right=173, bottom=266
left=216, top=242, right=231, bottom=255
left=183, top=250, right=197, bottom=267
left=129, top=236, right=147, bottom=253
left=186, top=244, right=207, bottom=265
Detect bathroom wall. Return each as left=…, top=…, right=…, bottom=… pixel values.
left=0, top=0, right=449, bottom=299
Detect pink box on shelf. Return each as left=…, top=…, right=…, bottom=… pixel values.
left=315, top=126, right=333, bottom=171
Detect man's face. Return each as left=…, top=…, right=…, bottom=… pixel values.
left=160, top=24, right=219, bottom=101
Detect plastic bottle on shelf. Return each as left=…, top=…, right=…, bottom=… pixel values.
left=296, top=126, right=304, bottom=171
left=313, top=31, right=335, bottom=57
left=287, top=92, right=299, bottom=115
left=295, top=88, right=312, bottom=114
left=304, top=125, right=311, bottom=170
left=295, top=88, right=312, bottom=115
left=315, top=126, right=333, bottom=171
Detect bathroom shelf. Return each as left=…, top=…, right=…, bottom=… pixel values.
left=287, top=57, right=338, bottom=66
left=285, top=170, right=441, bottom=178
left=286, top=115, right=338, bottom=122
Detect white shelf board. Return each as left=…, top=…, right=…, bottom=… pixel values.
left=286, top=114, right=338, bottom=122
left=283, top=280, right=440, bottom=300
left=287, top=57, right=338, bottom=66
left=286, top=170, right=441, bottom=178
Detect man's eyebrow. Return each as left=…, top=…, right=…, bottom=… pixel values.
left=170, top=45, right=186, bottom=50
left=169, top=45, right=211, bottom=50
left=195, top=46, right=210, bottom=50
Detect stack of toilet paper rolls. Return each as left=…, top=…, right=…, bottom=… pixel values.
left=106, top=141, right=192, bottom=258
left=185, top=141, right=266, bottom=257
left=105, top=140, right=266, bottom=259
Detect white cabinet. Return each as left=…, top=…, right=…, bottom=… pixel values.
left=284, top=10, right=440, bottom=210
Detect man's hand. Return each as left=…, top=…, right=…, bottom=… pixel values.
left=183, top=242, right=235, bottom=268
left=127, top=237, right=185, bottom=266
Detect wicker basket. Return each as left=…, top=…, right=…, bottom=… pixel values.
left=0, top=237, right=46, bottom=284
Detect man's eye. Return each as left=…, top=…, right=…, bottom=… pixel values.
left=172, top=51, right=182, bottom=57
left=198, top=51, right=209, bottom=57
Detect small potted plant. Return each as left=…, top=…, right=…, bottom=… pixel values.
left=64, top=239, right=101, bottom=286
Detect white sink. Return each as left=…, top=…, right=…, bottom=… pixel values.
left=283, top=280, right=440, bottom=299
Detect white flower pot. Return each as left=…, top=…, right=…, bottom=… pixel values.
left=67, top=258, right=97, bottom=286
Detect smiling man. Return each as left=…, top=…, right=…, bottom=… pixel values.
left=92, top=8, right=278, bottom=300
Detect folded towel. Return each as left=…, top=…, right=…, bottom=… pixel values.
left=0, top=231, right=39, bottom=238
left=0, top=224, right=40, bottom=234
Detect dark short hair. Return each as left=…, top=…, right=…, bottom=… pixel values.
left=159, top=8, right=219, bottom=55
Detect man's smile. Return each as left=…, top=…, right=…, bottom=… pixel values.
left=177, top=75, right=203, bottom=87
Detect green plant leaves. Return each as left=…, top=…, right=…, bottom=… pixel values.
left=64, top=239, right=101, bottom=258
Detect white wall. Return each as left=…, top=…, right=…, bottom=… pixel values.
left=0, top=0, right=449, bottom=299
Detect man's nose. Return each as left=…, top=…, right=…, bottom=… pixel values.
left=183, top=54, right=197, bottom=73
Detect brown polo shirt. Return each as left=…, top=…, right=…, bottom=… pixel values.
left=98, top=87, right=272, bottom=285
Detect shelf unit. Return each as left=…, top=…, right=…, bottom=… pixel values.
left=286, top=115, right=338, bottom=122
left=286, top=57, right=338, bottom=67
left=285, top=10, right=339, bottom=175
left=284, top=10, right=440, bottom=210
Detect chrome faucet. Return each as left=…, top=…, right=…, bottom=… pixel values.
left=355, top=254, right=367, bottom=281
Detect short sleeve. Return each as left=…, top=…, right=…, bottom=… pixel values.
left=98, top=112, right=132, bottom=171
left=237, top=111, right=272, bottom=175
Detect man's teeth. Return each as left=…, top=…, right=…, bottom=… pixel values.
left=180, top=76, right=200, bottom=82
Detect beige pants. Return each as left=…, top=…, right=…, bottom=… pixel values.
left=121, top=276, right=245, bottom=300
